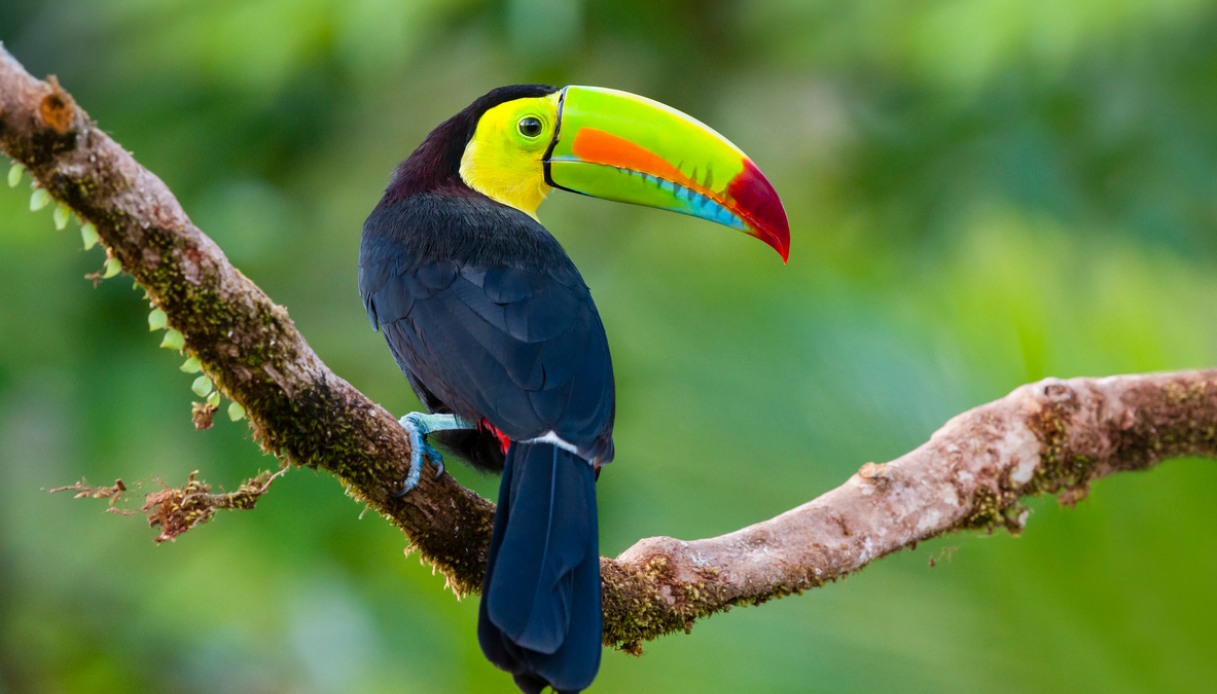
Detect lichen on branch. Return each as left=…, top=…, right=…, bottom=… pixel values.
left=142, top=469, right=284, bottom=543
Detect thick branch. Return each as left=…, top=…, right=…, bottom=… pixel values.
left=602, top=370, right=1217, bottom=649
left=3, top=45, right=1215, bottom=654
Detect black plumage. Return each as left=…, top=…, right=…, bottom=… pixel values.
left=360, top=192, right=615, bottom=466
left=359, top=85, right=614, bottom=692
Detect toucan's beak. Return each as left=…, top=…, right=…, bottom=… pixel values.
left=544, top=86, right=790, bottom=262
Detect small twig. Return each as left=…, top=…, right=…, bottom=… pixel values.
left=143, top=468, right=286, bottom=543
left=48, top=478, right=129, bottom=509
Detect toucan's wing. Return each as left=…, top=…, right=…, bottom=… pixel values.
left=365, top=256, right=614, bottom=462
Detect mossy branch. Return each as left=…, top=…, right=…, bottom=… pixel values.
left=3, top=45, right=1215, bottom=653
left=0, top=43, right=496, bottom=596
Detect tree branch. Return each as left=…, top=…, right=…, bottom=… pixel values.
left=602, top=369, right=1217, bottom=649
left=3, top=45, right=1215, bottom=655
left=0, top=43, right=495, bottom=596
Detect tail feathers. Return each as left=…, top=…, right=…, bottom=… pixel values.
left=478, top=442, right=602, bottom=693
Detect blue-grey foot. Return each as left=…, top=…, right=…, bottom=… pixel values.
left=395, top=412, right=474, bottom=495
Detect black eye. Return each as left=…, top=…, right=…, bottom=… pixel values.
left=517, top=116, right=543, bottom=138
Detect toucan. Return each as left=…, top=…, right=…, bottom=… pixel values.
left=359, top=84, right=788, bottom=693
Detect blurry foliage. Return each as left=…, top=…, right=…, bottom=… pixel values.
left=2, top=1, right=1216, bottom=692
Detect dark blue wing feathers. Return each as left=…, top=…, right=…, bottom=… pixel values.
left=364, top=249, right=613, bottom=459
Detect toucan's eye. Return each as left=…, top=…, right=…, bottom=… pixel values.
left=517, top=116, right=543, bottom=138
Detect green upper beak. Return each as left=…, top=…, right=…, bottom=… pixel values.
left=543, top=86, right=790, bottom=262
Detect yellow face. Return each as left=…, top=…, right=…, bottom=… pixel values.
left=459, top=93, right=562, bottom=219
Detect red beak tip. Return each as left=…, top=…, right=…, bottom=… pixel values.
left=730, top=159, right=790, bottom=264
left=760, top=216, right=790, bottom=264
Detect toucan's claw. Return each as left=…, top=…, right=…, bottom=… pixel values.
left=394, top=412, right=472, bottom=496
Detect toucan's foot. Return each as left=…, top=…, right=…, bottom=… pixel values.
left=395, top=412, right=473, bottom=495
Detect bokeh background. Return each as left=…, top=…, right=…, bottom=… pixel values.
left=3, top=1, right=1216, bottom=692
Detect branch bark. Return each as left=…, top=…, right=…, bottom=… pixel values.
left=3, top=45, right=1215, bottom=654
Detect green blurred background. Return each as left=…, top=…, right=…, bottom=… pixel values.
left=3, top=1, right=1216, bottom=692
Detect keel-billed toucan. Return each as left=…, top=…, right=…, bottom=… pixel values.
left=359, top=85, right=788, bottom=693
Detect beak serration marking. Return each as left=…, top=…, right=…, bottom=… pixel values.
left=569, top=128, right=748, bottom=231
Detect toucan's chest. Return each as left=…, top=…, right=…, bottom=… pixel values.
left=361, top=191, right=575, bottom=274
